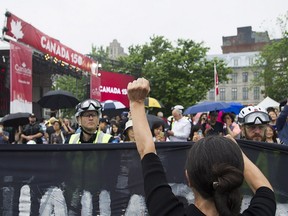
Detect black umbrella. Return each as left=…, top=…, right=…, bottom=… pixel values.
left=0, top=112, right=30, bottom=127
left=38, top=90, right=79, bottom=109
left=146, top=114, right=169, bottom=129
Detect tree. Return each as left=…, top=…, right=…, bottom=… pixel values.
left=89, top=44, right=127, bottom=72
left=255, top=13, right=288, bottom=102
left=116, top=36, right=231, bottom=112
left=52, top=74, right=87, bottom=118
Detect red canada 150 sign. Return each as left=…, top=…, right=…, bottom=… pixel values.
left=90, top=70, right=135, bottom=107
left=4, top=12, right=96, bottom=73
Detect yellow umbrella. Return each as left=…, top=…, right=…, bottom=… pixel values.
left=144, top=97, right=164, bottom=108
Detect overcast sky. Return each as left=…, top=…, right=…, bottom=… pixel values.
left=1, top=0, right=287, bottom=55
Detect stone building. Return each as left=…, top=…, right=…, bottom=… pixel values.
left=108, top=39, right=127, bottom=60
left=206, top=26, right=270, bottom=105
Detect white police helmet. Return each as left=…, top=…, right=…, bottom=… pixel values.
left=75, top=99, right=102, bottom=119
left=238, top=105, right=270, bottom=125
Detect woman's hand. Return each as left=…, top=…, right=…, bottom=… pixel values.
left=127, top=78, right=156, bottom=159
left=127, top=78, right=150, bottom=103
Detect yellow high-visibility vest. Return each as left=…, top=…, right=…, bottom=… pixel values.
left=69, top=131, right=111, bottom=144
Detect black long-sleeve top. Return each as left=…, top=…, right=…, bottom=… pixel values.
left=141, top=153, right=276, bottom=216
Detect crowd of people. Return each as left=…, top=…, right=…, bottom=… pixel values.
left=164, top=100, right=287, bottom=145
left=0, top=94, right=288, bottom=145
left=1, top=78, right=288, bottom=146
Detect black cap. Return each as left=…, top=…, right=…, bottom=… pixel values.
left=209, top=111, right=219, bottom=116
left=99, top=118, right=110, bottom=124
left=29, top=113, right=36, bottom=117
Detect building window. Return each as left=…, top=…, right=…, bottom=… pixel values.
left=242, top=87, right=249, bottom=100
left=231, top=73, right=237, bottom=83
left=232, top=88, right=237, bottom=100
left=249, top=57, right=254, bottom=65
left=253, top=71, right=259, bottom=80
left=254, top=87, right=260, bottom=100
left=233, top=58, right=239, bottom=66
left=242, top=72, right=248, bottom=82
left=209, top=90, right=215, bottom=100
left=220, top=88, right=225, bottom=101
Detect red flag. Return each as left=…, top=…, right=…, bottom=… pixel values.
left=214, top=64, right=219, bottom=98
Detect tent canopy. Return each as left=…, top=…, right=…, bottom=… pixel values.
left=257, top=96, right=279, bottom=109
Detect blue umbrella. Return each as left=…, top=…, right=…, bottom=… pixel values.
left=221, top=102, right=244, bottom=114
left=184, top=101, right=230, bottom=115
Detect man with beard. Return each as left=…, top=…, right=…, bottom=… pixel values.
left=238, top=106, right=271, bottom=141
left=21, top=113, right=44, bottom=144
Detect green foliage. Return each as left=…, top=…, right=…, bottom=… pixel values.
left=52, top=75, right=88, bottom=117
left=117, top=36, right=231, bottom=113
left=87, top=36, right=231, bottom=116
left=255, top=13, right=288, bottom=101
left=89, top=44, right=125, bottom=72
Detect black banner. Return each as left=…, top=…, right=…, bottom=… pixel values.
left=0, top=141, right=287, bottom=215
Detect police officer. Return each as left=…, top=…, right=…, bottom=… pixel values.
left=238, top=105, right=271, bottom=141
left=21, top=113, right=44, bottom=144
left=69, top=99, right=113, bottom=143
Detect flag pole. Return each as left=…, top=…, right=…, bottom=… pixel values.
left=214, top=63, right=218, bottom=102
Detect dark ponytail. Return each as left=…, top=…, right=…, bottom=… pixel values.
left=212, top=163, right=244, bottom=216
left=186, top=136, right=244, bottom=215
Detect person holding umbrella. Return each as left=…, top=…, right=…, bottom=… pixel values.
left=202, top=111, right=224, bottom=137
left=68, top=99, right=113, bottom=144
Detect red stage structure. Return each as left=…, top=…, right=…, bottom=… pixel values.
left=0, top=11, right=135, bottom=118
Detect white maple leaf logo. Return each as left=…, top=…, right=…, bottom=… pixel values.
left=10, top=19, right=24, bottom=40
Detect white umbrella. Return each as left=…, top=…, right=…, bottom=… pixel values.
left=101, top=100, right=126, bottom=110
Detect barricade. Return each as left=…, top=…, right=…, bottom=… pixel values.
left=0, top=140, right=287, bottom=215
